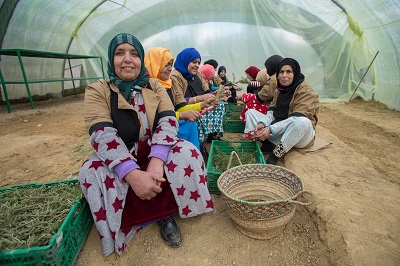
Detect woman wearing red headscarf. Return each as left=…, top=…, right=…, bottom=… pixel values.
left=242, top=65, right=261, bottom=94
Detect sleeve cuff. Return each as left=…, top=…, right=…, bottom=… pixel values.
left=149, top=144, right=171, bottom=162
left=269, top=125, right=275, bottom=134
left=114, top=160, right=139, bottom=181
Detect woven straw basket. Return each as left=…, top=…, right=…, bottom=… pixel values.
left=217, top=151, right=315, bottom=239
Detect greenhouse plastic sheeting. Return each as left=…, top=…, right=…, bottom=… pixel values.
left=0, top=0, right=399, bottom=110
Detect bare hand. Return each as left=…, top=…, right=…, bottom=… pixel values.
left=124, top=163, right=165, bottom=200
left=146, top=157, right=165, bottom=186
left=253, top=124, right=271, bottom=141
left=180, top=110, right=200, bottom=122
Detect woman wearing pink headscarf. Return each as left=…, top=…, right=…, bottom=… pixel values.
left=199, top=64, right=215, bottom=84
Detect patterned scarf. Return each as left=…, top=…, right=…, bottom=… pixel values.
left=144, top=47, right=173, bottom=89
left=107, top=33, right=150, bottom=100
left=173, top=48, right=201, bottom=80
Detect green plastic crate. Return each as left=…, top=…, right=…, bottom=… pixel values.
left=0, top=179, right=93, bottom=266
left=225, top=103, right=244, bottom=113
left=223, top=104, right=245, bottom=132
left=224, top=111, right=241, bottom=120
left=206, top=140, right=266, bottom=194
left=223, top=118, right=245, bottom=133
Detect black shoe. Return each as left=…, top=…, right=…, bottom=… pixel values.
left=206, top=133, right=213, bottom=143
left=266, top=153, right=279, bottom=165
left=260, top=140, right=275, bottom=155
left=157, top=216, right=182, bottom=247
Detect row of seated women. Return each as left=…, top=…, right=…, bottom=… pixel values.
left=78, top=32, right=319, bottom=257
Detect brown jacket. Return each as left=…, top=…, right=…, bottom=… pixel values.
left=83, top=78, right=174, bottom=133
left=256, top=70, right=277, bottom=105
left=170, top=70, right=209, bottom=107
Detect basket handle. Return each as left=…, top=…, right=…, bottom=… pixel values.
left=227, top=151, right=243, bottom=169
left=288, top=190, right=315, bottom=206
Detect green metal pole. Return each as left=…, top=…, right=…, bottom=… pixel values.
left=0, top=68, right=11, bottom=113
left=100, top=57, right=105, bottom=79
left=67, top=58, right=76, bottom=96
left=16, top=50, right=34, bottom=109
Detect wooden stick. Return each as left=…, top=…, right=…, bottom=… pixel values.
left=346, top=51, right=379, bottom=104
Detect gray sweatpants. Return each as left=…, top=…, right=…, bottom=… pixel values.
left=245, top=109, right=315, bottom=153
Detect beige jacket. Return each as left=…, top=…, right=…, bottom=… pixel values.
left=256, top=70, right=277, bottom=105
left=170, top=70, right=209, bottom=106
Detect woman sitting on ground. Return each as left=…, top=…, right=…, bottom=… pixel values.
left=171, top=48, right=228, bottom=160
left=79, top=34, right=214, bottom=256
left=145, top=47, right=214, bottom=150
left=251, top=58, right=320, bottom=165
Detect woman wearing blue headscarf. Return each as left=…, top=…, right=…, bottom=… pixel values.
left=78, top=34, right=214, bottom=256
left=170, top=48, right=227, bottom=161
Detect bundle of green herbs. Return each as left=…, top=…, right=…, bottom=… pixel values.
left=0, top=182, right=82, bottom=251
left=212, top=147, right=257, bottom=172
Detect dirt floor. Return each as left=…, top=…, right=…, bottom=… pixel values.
left=1, top=94, right=399, bottom=266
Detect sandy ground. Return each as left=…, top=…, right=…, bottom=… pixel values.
left=0, top=94, right=399, bottom=266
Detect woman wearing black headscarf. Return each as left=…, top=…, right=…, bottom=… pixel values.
left=256, top=54, right=283, bottom=105
left=214, top=66, right=241, bottom=104
left=251, top=58, right=320, bottom=165
left=79, top=33, right=214, bottom=256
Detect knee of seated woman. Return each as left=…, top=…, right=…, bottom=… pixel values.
left=291, top=116, right=312, bottom=125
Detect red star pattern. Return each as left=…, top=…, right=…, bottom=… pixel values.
left=112, top=197, right=124, bottom=212
left=94, top=206, right=107, bottom=222
left=171, top=145, right=182, bottom=153
left=163, top=135, right=174, bottom=143
left=83, top=178, right=92, bottom=191
left=154, top=127, right=163, bottom=134
left=183, top=165, right=194, bottom=177
left=118, top=244, right=126, bottom=253
left=145, top=128, right=151, bottom=137
left=206, top=199, right=214, bottom=209
left=181, top=205, right=192, bottom=216
left=166, top=160, right=177, bottom=172
left=111, top=230, right=116, bottom=240
left=104, top=159, right=113, bottom=165
left=177, top=184, right=186, bottom=196
left=94, top=128, right=105, bottom=133
left=201, top=161, right=205, bottom=171
left=168, top=118, right=177, bottom=127
left=89, top=160, right=104, bottom=170
left=190, top=149, right=199, bottom=159
left=199, top=174, right=207, bottom=185
left=106, top=139, right=120, bottom=150
left=92, top=141, right=99, bottom=152
left=120, top=157, right=131, bottom=163
left=138, top=104, right=146, bottom=113
left=190, top=190, right=201, bottom=201
left=104, top=175, right=115, bottom=190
